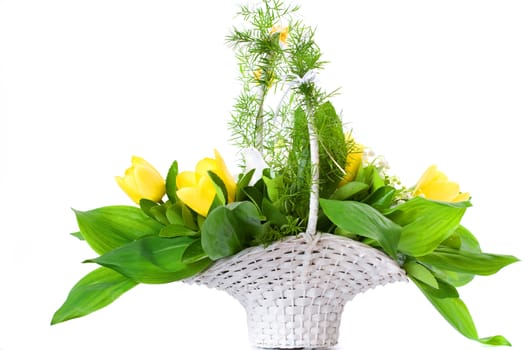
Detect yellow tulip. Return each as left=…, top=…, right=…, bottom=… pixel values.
left=414, top=165, right=470, bottom=202
left=339, top=141, right=364, bottom=187
left=176, top=150, right=237, bottom=217
left=116, top=156, right=165, bottom=204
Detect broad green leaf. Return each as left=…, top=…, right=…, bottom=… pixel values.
left=86, top=236, right=212, bottom=284
left=263, top=175, right=283, bottom=203
left=410, top=275, right=458, bottom=298
left=201, top=206, right=242, bottom=260
left=355, top=166, right=385, bottom=192
left=242, top=186, right=263, bottom=212
left=182, top=239, right=208, bottom=264
left=201, top=202, right=262, bottom=260
left=159, top=224, right=198, bottom=238
left=320, top=199, right=401, bottom=259
left=235, top=169, right=255, bottom=201
left=330, top=181, right=369, bottom=201
left=364, top=185, right=396, bottom=211
left=51, top=267, right=136, bottom=325
left=404, top=261, right=439, bottom=289
left=262, top=198, right=287, bottom=227
left=418, top=248, right=518, bottom=276
left=385, top=197, right=469, bottom=256
left=411, top=277, right=511, bottom=346
left=432, top=226, right=481, bottom=286
left=228, top=201, right=263, bottom=236
left=74, top=206, right=163, bottom=255
left=165, top=160, right=179, bottom=202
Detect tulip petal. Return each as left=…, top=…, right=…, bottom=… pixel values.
left=116, top=156, right=166, bottom=204
left=176, top=176, right=216, bottom=217
left=176, top=171, right=198, bottom=189
left=454, top=192, right=471, bottom=202
left=213, top=149, right=237, bottom=202
left=196, top=158, right=217, bottom=175
left=116, top=176, right=141, bottom=204
left=414, top=165, right=469, bottom=203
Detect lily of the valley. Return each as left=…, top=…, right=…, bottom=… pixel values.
left=116, top=156, right=165, bottom=204
left=414, top=165, right=470, bottom=202
left=176, top=150, right=237, bottom=217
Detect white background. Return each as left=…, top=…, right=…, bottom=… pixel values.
left=1, top=1, right=524, bottom=349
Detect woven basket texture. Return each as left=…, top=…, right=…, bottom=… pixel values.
left=186, top=233, right=407, bottom=349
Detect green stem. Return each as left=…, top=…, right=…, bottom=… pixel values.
left=255, top=86, right=268, bottom=153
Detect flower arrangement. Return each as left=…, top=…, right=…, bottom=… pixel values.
left=52, top=0, right=518, bottom=347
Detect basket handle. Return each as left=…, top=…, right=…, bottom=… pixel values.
left=305, top=106, right=320, bottom=238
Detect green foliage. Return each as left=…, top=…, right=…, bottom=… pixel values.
left=52, top=267, right=137, bottom=325
left=411, top=277, right=512, bottom=346
left=201, top=202, right=262, bottom=260
left=85, top=236, right=212, bottom=284
left=320, top=199, right=401, bottom=259
left=385, top=197, right=470, bottom=256
left=314, top=101, right=347, bottom=197
left=74, top=206, right=163, bottom=255
left=165, top=160, right=179, bottom=202
left=55, top=2, right=518, bottom=347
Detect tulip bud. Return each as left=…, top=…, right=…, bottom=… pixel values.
left=116, top=156, right=165, bottom=204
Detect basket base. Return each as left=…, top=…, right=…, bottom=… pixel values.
left=186, top=233, right=407, bottom=348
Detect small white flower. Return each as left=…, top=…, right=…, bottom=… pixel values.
left=242, top=147, right=269, bottom=185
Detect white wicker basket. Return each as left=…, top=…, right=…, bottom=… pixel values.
left=186, top=232, right=407, bottom=348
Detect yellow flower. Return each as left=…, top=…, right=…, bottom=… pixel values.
left=339, top=141, right=364, bottom=187
left=270, top=24, right=289, bottom=45
left=116, top=156, right=165, bottom=204
left=414, top=165, right=470, bottom=202
left=254, top=69, right=262, bottom=81
left=176, top=150, right=237, bottom=217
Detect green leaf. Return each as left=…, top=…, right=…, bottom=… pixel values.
left=330, top=181, right=369, bottom=201
left=242, top=186, right=263, bottom=212
left=320, top=199, right=401, bottom=259
left=313, top=101, right=348, bottom=197
left=51, top=267, right=136, bottom=325
left=201, top=202, right=262, bottom=260
left=149, top=205, right=170, bottom=225
left=418, top=247, right=518, bottom=276
left=165, top=203, right=185, bottom=225
left=263, top=175, right=283, bottom=203
left=411, top=277, right=511, bottom=346
left=404, top=261, right=439, bottom=289
left=207, top=171, right=227, bottom=205
left=431, top=226, right=481, bottom=287
left=235, top=169, right=255, bottom=201
left=86, top=236, right=212, bottom=284
left=181, top=203, right=198, bottom=230
left=159, top=224, right=199, bottom=238
left=139, top=199, right=159, bottom=220
left=70, top=231, right=84, bottom=240
left=385, top=197, right=469, bottom=256
left=364, top=185, right=396, bottom=211
left=165, top=160, right=179, bottom=202
left=182, top=239, right=208, bottom=264
left=74, top=206, right=163, bottom=255
left=262, top=198, right=287, bottom=227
